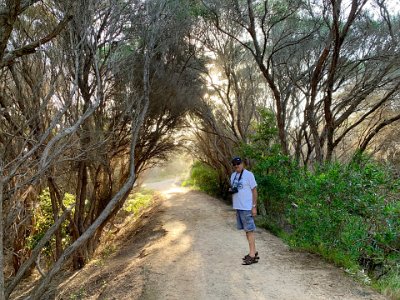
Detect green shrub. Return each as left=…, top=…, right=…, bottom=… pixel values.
left=184, top=161, right=220, bottom=196
left=255, top=156, right=400, bottom=295
left=27, top=188, right=76, bottom=254
left=374, top=267, right=400, bottom=299
left=124, top=189, right=154, bottom=215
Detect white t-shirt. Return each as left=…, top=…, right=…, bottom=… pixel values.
left=230, top=169, right=257, bottom=210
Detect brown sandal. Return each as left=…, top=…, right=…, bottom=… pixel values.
left=242, top=255, right=258, bottom=265
left=242, top=251, right=259, bottom=261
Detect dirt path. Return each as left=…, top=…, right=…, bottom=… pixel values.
left=56, top=180, right=387, bottom=300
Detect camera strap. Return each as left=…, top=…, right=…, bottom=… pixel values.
left=233, top=170, right=244, bottom=183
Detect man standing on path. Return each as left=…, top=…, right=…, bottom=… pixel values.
left=229, top=157, right=259, bottom=265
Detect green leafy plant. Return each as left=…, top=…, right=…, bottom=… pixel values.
left=124, top=189, right=154, bottom=215
left=183, top=161, right=220, bottom=196
left=242, top=115, right=400, bottom=297
left=27, top=188, right=76, bottom=254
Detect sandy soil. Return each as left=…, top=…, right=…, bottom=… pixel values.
left=55, top=180, right=387, bottom=300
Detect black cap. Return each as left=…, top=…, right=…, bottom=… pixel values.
left=231, top=157, right=242, bottom=165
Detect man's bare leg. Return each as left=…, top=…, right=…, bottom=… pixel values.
left=246, top=231, right=256, bottom=257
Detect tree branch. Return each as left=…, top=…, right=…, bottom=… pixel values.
left=359, top=113, right=400, bottom=153
left=0, top=15, right=73, bottom=68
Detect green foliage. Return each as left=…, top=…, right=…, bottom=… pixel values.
left=251, top=153, right=298, bottom=227
left=124, top=189, right=154, bottom=215
left=374, top=267, right=400, bottom=299
left=257, top=157, right=399, bottom=294
left=27, top=188, right=76, bottom=253
left=183, top=161, right=220, bottom=196
left=185, top=0, right=210, bottom=18
left=244, top=108, right=279, bottom=158
left=289, top=159, right=400, bottom=271
left=100, top=244, right=117, bottom=259
left=252, top=109, right=278, bottom=142
left=34, top=189, right=55, bottom=235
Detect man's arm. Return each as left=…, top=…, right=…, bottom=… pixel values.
left=252, top=187, right=257, bottom=216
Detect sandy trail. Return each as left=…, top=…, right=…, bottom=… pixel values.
left=54, top=179, right=386, bottom=300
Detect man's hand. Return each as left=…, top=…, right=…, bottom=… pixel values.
left=252, top=206, right=257, bottom=217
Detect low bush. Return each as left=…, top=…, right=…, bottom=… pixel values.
left=27, top=189, right=75, bottom=259
left=124, top=189, right=154, bottom=215
left=252, top=154, right=399, bottom=297
left=183, top=161, right=220, bottom=196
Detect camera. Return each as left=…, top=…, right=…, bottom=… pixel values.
left=228, top=186, right=239, bottom=194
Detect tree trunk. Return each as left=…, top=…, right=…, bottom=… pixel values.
left=324, top=107, right=335, bottom=162
left=48, top=179, right=62, bottom=260
left=72, top=162, right=88, bottom=269
left=257, top=63, right=288, bottom=155
left=0, top=175, right=5, bottom=300
left=306, top=105, right=323, bottom=164
left=308, top=44, right=330, bottom=164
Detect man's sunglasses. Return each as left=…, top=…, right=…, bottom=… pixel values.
left=232, top=162, right=241, bottom=166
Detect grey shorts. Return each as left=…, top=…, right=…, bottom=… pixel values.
left=236, top=210, right=256, bottom=232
